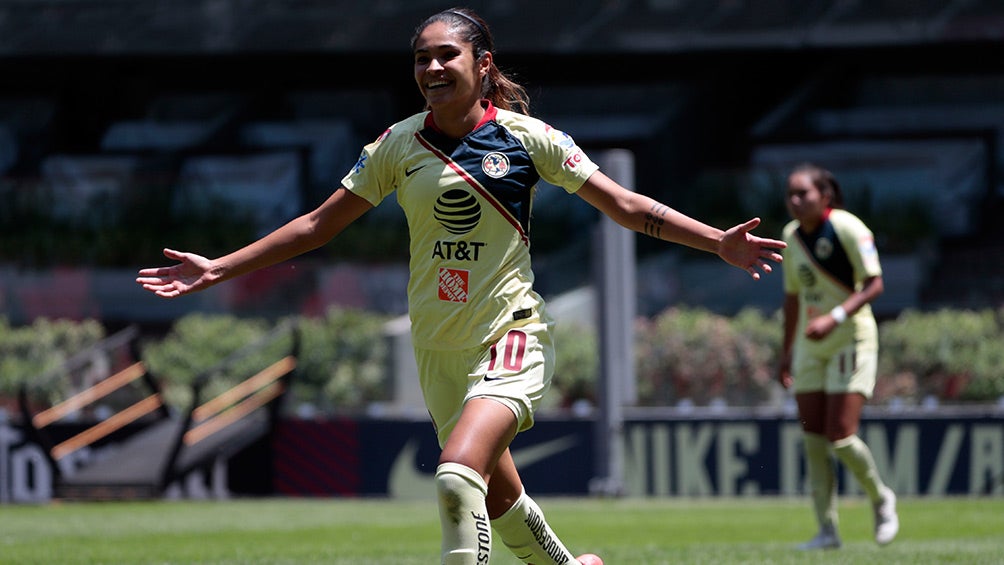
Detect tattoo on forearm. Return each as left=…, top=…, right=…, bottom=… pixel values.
left=645, top=204, right=668, bottom=239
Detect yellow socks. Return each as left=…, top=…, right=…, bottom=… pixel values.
left=803, top=432, right=838, bottom=530
left=436, top=462, right=490, bottom=565
left=833, top=434, right=884, bottom=501
left=492, top=489, right=577, bottom=564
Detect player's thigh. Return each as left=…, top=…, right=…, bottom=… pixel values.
left=440, top=397, right=519, bottom=477
left=824, top=392, right=866, bottom=440
left=795, top=391, right=827, bottom=434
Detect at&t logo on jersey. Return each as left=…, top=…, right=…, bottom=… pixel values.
left=435, top=189, right=481, bottom=234
left=797, top=263, right=816, bottom=287
left=481, top=152, right=510, bottom=178
left=432, top=189, right=487, bottom=261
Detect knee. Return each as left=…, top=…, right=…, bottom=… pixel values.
left=798, top=413, right=826, bottom=435
left=826, top=423, right=858, bottom=442
left=831, top=435, right=859, bottom=450
left=436, top=462, right=488, bottom=500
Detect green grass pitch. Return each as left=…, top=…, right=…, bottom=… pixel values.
left=1, top=496, right=1001, bottom=564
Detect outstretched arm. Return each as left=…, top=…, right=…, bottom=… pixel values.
left=136, top=188, right=373, bottom=298
left=575, top=171, right=786, bottom=279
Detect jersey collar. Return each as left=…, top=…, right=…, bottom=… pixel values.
left=423, top=99, right=497, bottom=135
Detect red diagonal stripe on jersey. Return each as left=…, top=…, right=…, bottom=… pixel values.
left=415, top=132, right=529, bottom=247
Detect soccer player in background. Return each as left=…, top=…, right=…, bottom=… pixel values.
left=137, top=7, right=786, bottom=564
left=778, top=163, right=899, bottom=549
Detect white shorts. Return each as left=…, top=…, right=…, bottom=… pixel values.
left=793, top=339, right=878, bottom=398
left=414, top=319, right=555, bottom=447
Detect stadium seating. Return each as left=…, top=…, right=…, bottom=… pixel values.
left=0, top=2, right=1002, bottom=323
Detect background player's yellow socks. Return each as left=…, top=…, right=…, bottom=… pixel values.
left=803, top=432, right=838, bottom=529
left=833, top=434, right=883, bottom=501
left=436, top=462, right=491, bottom=565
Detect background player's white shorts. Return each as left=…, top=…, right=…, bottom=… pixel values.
left=792, top=339, right=878, bottom=398
left=415, top=319, right=555, bottom=448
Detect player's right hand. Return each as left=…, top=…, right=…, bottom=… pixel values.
left=777, top=358, right=793, bottom=389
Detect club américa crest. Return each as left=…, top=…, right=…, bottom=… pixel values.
left=481, top=152, right=509, bottom=178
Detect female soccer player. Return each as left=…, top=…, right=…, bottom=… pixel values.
left=777, top=163, right=899, bottom=549
left=137, top=8, right=785, bottom=564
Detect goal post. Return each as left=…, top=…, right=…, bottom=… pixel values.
left=590, top=149, right=637, bottom=496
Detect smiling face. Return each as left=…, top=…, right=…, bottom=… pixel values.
left=413, top=20, right=490, bottom=113
left=786, top=170, right=830, bottom=232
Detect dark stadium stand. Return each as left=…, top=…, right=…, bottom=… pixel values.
left=0, top=0, right=1002, bottom=55
left=748, top=68, right=1004, bottom=308
left=0, top=0, right=1002, bottom=323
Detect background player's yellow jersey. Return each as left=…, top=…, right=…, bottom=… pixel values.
left=782, top=208, right=882, bottom=355
left=342, top=101, right=598, bottom=350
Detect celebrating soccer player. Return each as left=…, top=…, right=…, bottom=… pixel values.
left=138, top=7, right=785, bottom=564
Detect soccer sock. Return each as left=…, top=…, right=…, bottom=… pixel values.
left=803, top=432, right=838, bottom=530
left=832, top=434, right=884, bottom=502
left=491, top=489, right=577, bottom=565
left=435, top=462, right=491, bottom=565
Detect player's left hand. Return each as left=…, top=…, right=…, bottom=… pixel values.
left=718, top=218, right=786, bottom=280
left=136, top=248, right=215, bottom=298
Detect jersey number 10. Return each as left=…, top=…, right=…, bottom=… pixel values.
left=488, top=330, right=528, bottom=372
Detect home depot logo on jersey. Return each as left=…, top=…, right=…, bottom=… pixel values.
left=439, top=267, right=469, bottom=303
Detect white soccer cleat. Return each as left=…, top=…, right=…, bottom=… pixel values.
left=796, top=525, right=842, bottom=550
left=576, top=553, right=604, bottom=565
left=874, top=486, right=900, bottom=546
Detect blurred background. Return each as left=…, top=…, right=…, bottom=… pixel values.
left=1, top=1, right=1003, bottom=502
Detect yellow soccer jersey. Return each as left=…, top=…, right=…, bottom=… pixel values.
left=341, top=101, right=599, bottom=350
left=782, top=208, right=882, bottom=355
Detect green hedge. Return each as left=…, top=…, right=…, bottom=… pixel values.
left=139, top=313, right=285, bottom=409
left=630, top=306, right=1004, bottom=406
left=0, top=317, right=106, bottom=406
left=634, top=307, right=780, bottom=407
left=3, top=306, right=1003, bottom=416
left=139, top=309, right=391, bottom=413
left=293, top=308, right=390, bottom=411
left=876, top=308, right=1004, bottom=402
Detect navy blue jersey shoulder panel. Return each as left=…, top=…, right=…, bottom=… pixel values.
left=420, top=121, right=539, bottom=233
left=796, top=218, right=854, bottom=290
